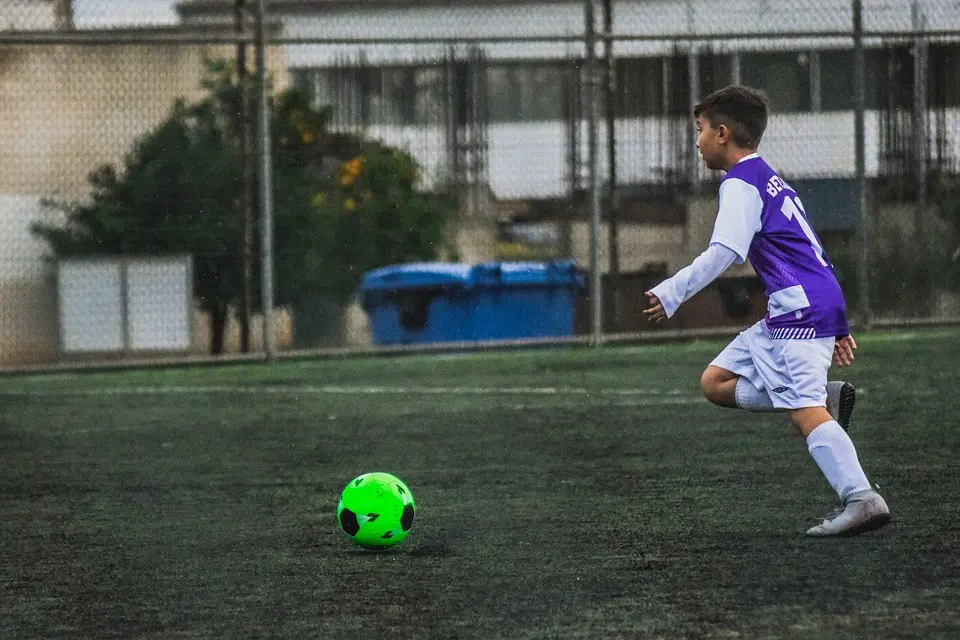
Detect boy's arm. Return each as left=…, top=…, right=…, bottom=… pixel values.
left=644, top=178, right=763, bottom=323
left=644, top=243, right=739, bottom=323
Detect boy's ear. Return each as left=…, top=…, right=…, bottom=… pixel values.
left=716, top=123, right=730, bottom=145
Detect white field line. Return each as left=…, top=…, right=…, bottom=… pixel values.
left=0, top=385, right=692, bottom=398
left=34, top=398, right=706, bottom=437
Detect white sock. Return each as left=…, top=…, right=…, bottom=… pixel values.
left=734, top=377, right=779, bottom=412
left=806, top=420, right=872, bottom=501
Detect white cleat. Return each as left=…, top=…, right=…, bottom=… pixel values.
left=806, top=491, right=890, bottom=537
left=826, top=381, right=856, bottom=431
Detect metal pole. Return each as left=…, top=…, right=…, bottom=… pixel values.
left=602, top=0, right=619, bottom=330
left=54, top=0, right=74, bottom=31
left=912, top=1, right=928, bottom=224
left=236, top=0, right=254, bottom=353
left=255, top=0, right=276, bottom=360
left=585, top=0, right=603, bottom=345
left=853, top=0, right=871, bottom=330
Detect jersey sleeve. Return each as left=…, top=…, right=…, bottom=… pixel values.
left=649, top=243, right=740, bottom=319
left=710, top=178, right=763, bottom=263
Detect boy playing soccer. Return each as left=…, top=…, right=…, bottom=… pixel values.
left=644, top=85, right=890, bottom=537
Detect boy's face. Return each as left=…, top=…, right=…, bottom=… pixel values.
left=695, top=114, right=727, bottom=171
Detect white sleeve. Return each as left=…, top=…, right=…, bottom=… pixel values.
left=710, top=178, right=763, bottom=263
left=649, top=243, right=739, bottom=319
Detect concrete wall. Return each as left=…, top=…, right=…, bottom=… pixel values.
left=0, top=0, right=55, bottom=31
left=0, top=42, right=288, bottom=364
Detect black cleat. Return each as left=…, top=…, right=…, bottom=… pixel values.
left=826, top=381, right=856, bottom=431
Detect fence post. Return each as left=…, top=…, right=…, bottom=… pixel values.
left=255, top=0, right=277, bottom=360
left=602, top=0, right=620, bottom=330
left=853, top=0, right=871, bottom=330
left=236, top=0, right=255, bottom=354
left=585, top=0, right=603, bottom=345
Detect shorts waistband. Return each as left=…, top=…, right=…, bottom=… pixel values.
left=760, top=321, right=817, bottom=340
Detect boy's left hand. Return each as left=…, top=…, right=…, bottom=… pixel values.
left=833, top=334, right=857, bottom=368
left=644, top=291, right=666, bottom=324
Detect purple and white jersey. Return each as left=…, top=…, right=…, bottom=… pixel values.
left=711, top=154, right=849, bottom=338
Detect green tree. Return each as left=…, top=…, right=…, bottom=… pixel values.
left=310, top=148, right=455, bottom=302
left=33, top=59, right=453, bottom=353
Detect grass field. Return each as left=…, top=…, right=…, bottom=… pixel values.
left=1, top=329, right=959, bottom=639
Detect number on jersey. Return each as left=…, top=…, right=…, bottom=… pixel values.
left=781, top=196, right=828, bottom=267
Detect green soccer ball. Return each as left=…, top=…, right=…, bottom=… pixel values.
left=337, top=472, right=416, bottom=550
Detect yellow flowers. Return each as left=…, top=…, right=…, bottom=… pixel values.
left=340, top=156, right=364, bottom=186
left=338, top=155, right=365, bottom=212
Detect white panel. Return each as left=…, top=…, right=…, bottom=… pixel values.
left=862, top=0, right=960, bottom=32
left=58, top=261, right=123, bottom=353
left=126, top=259, right=191, bottom=351
left=72, top=0, right=177, bottom=27
left=0, top=196, right=61, bottom=281
left=488, top=122, right=570, bottom=199
left=281, top=4, right=584, bottom=41
left=285, top=41, right=589, bottom=66
left=759, top=113, right=856, bottom=178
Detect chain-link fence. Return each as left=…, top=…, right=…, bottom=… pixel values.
left=1, top=0, right=958, bottom=367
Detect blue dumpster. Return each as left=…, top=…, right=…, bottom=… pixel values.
left=358, top=260, right=584, bottom=346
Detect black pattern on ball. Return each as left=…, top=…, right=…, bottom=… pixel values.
left=400, top=504, right=415, bottom=532
left=339, top=507, right=360, bottom=535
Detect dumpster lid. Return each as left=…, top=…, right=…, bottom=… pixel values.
left=472, top=260, right=582, bottom=286
left=359, top=260, right=583, bottom=293
left=359, top=262, right=474, bottom=293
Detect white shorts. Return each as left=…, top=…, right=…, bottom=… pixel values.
left=711, top=320, right=835, bottom=410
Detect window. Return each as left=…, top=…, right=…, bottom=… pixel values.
left=295, top=68, right=369, bottom=126
left=413, top=67, right=447, bottom=125
left=617, top=55, right=690, bottom=117
left=871, top=47, right=914, bottom=110
left=819, top=50, right=853, bottom=111
left=930, top=44, right=960, bottom=108
left=295, top=65, right=452, bottom=127
left=617, top=57, right=662, bottom=116
left=820, top=47, right=914, bottom=111
left=486, top=63, right=566, bottom=122
left=741, top=51, right=811, bottom=112
left=698, top=54, right=732, bottom=97
left=367, top=68, right=414, bottom=125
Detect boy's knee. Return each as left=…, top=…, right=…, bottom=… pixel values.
left=700, top=369, right=722, bottom=404
left=700, top=366, right=738, bottom=407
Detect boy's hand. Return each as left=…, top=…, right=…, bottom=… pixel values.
left=833, top=334, right=857, bottom=368
left=644, top=291, right=666, bottom=324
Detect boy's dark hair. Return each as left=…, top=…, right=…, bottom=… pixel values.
left=694, top=85, right=769, bottom=149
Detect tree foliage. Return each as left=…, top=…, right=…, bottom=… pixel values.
left=33, top=59, right=454, bottom=353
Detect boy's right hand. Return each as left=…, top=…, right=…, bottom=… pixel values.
left=833, top=334, right=857, bottom=368
left=643, top=291, right=666, bottom=324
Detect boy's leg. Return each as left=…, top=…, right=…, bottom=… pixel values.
left=703, top=323, right=781, bottom=411
left=738, top=329, right=888, bottom=536
left=700, top=366, right=739, bottom=408
left=794, top=408, right=890, bottom=537
left=701, top=365, right=781, bottom=412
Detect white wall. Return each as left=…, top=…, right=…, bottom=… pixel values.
left=0, top=0, right=178, bottom=30
left=274, top=0, right=960, bottom=66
